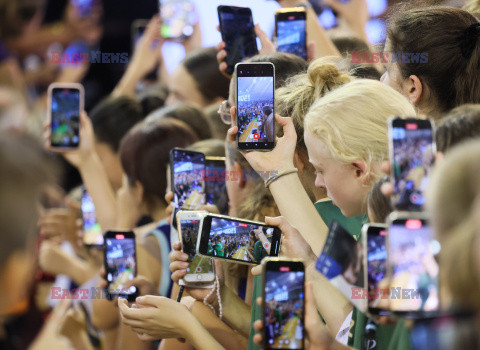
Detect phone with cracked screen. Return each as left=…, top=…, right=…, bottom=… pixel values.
left=177, top=210, right=215, bottom=283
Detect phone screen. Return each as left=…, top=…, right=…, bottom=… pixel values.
left=205, top=159, right=229, bottom=215
left=218, top=6, right=258, bottom=75
left=179, top=218, right=214, bottom=277
left=366, top=226, right=388, bottom=314
left=388, top=218, right=440, bottom=314
left=160, top=0, right=196, bottom=41
left=50, top=87, right=81, bottom=148
left=276, top=15, right=307, bottom=60
left=72, top=0, right=94, bottom=18
left=264, top=262, right=304, bottom=349
left=391, top=118, right=435, bottom=211
left=236, top=63, right=275, bottom=150
left=105, top=233, right=137, bottom=298
left=171, top=149, right=205, bottom=210
left=81, top=189, right=103, bottom=246
left=200, top=216, right=280, bottom=264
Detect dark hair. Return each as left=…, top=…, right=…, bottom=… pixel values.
left=187, top=139, right=225, bottom=157
left=367, top=176, right=393, bottom=223
left=0, top=0, right=44, bottom=39
left=332, top=35, right=372, bottom=57
left=263, top=106, right=272, bottom=116
left=120, top=118, right=198, bottom=205
left=436, top=104, right=480, bottom=153
left=387, top=6, right=480, bottom=115
left=351, top=65, right=382, bottom=80
left=182, top=47, right=230, bottom=103
left=90, top=96, right=145, bottom=152
left=146, top=103, right=212, bottom=140
left=137, top=83, right=169, bottom=116
left=248, top=52, right=308, bottom=89
left=203, top=103, right=231, bottom=140
left=0, top=134, right=57, bottom=265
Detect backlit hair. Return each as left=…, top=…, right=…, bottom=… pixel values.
left=304, top=79, right=415, bottom=185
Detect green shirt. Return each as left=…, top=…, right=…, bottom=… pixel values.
left=253, top=237, right=272, bottom=263
left=247, top=199, right=411, bottom=350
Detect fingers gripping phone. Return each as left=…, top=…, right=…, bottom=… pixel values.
left=217, top=6, right=258, bottom=75
left=48, top=83, right=84, bottom=149
left=275, top=8, right=307, bottom=60
left=177, top=210, right=215, bottom=283
left=104, top=231, right=138, bottom=302
left=388, top=117, right=436, bottom=211
left=197, top=214, right=281, bottom=265
left=386, top=213, right=440, bottom=317
left=81, top=188, right=103, bottom=247
left=235, top=62, right=275, bottom=151
left=362, top=223, right=389, bottom=316
left=263, top=259, right=305, bottom=350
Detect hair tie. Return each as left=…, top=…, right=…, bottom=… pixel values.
left=460, top=23, right=480, bottom=59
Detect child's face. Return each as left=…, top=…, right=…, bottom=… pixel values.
left=305, top=130, right=369, bottom=217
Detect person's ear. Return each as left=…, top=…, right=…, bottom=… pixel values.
left=293, top=151, right=306, bottom=173
left=133, top=180, right=145, bottom=205
left=212, top=96, right=225, bottom=106
left=405, top=75, right=423, bottom=106
left=351, top=160, right=368, bottom=184
left=434, top=152, right=444, bottom=165
left=233, top=161, right=247, bottom=189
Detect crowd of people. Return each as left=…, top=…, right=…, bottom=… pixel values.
left=2, top=0, right=480, bottom=349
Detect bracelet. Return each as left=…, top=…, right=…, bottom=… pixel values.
left=264, top=168, right=298, bottom=188
left=297, top=2, right=313, bottom=9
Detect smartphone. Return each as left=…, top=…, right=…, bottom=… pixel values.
left=131, top=19, right=150, bottom=52
left=48, top=83, right=83, bottom=149
left=160, top=0, right=197, bottom=42
left=197, top=213, right=281, bottom=265
left=177, top=210, right=215, bottom=283
left=131, top=20, right=158, bottom=81
left=410, top=311, right=479, bottom=350
left=235, top=62, right=275, bottom=151
left=217, top=6, right=258, bottom=75
left=362, top=223, right=389, bottom=316
left=387, top=213, right=440, bottom=317
left=170, top=148, right=206, bottom=210
left=104, top=231, right=138, bottom=301
left=169, top=148, right=205, bottom=232
left=275, top=8, right=307, bottom=60
left=205, top=156, right=229, bottom=215
left=389, top=117, right=436, bottom=211
left=308, top=0, right=350, bottom=30
left=81, top=188, right=103, bottom=247
left=263, top=258, right=305, bottom=350
left=72, top=0, right=94, bottom=18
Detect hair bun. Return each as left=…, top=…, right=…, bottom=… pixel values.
left=307, top=57, right=352, bottom=96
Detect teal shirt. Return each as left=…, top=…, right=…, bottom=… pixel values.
left=247, top=200, right=365, bottom=350
left=248, top=200, right=411, bottom=350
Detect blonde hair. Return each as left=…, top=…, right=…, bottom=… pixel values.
left=276, top=57, right=353, bottom=153
left=304, top=79, right=415, bottom=185
left=426, top=140, right=480, bottom=309
left=464, top=0, right=480, bottom=18
left=426, top=139, right=480, bottom=241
